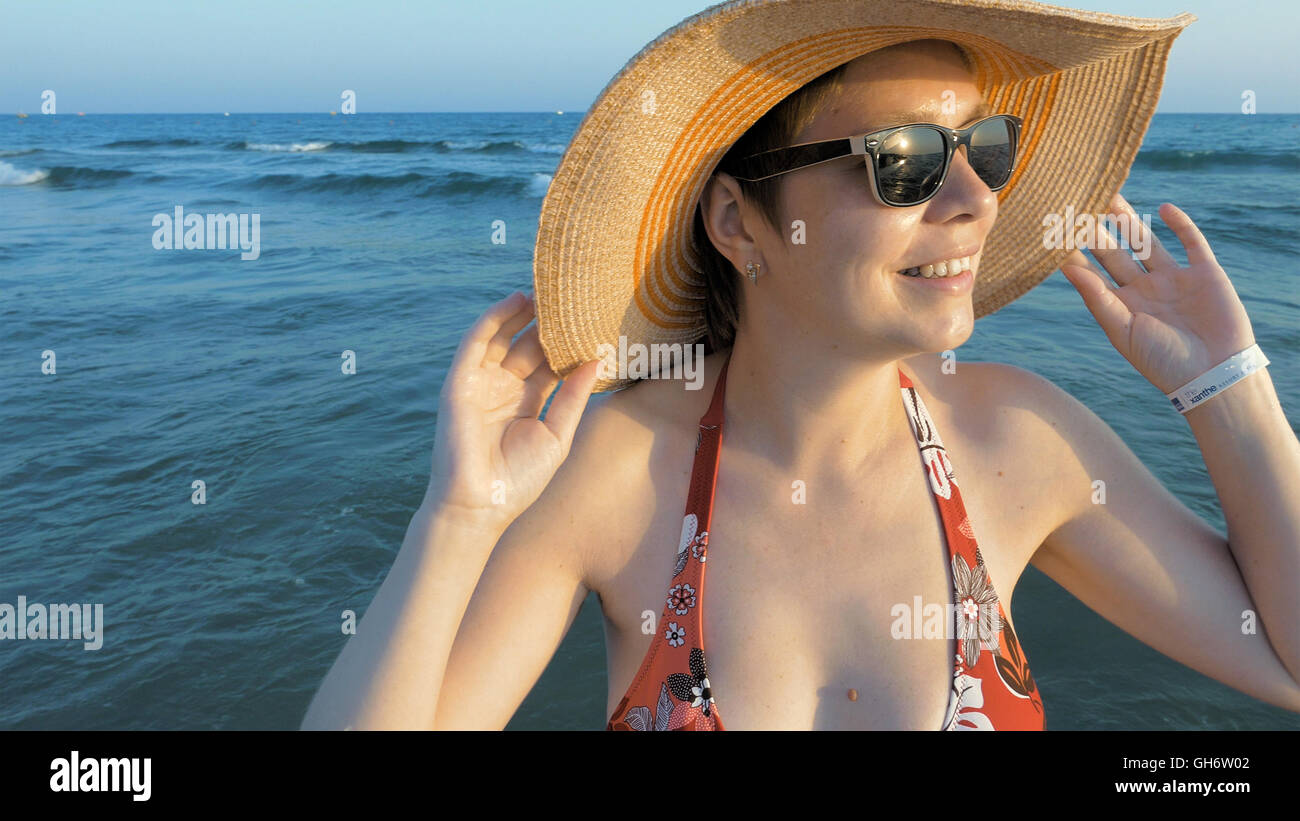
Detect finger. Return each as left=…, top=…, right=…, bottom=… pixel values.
left=484, top=295, right=536, bottom=366
left=519, top=361, right=561, bottom=418
left=1089, top=212, right=1147, bottom=287
left=1111, top=193, right=1178, bottom=272
left=452, top=291, right=529, bottom=374
left=542, top=360, right=603, bottom=455
left=499, top=323, right=547, bottom=379
left=1060, top=252, right=1134, bottom=348
left=1159, top=202, right=1216, bottom=268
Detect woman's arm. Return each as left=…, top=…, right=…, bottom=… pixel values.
left=1032, top=193, right=1300, bottom=710
left=300, top=504, right=510, bottom=729
left=1013, top=362, right=1300, bottom=713
left=1181, top=363, right=1300, bottom=685
left=301, top=292, right=603, bottom=729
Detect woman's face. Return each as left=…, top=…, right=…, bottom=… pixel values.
left=711, top=40, right=998, bottom=356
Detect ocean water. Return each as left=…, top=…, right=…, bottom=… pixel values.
left=1, top=112, right=1297, bottom=730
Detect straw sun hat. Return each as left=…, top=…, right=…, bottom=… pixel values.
left=532, top=0, right=1196, bottom=392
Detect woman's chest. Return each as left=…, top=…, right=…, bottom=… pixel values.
left=595, top=372, right=1071, bottom=728
left=685, top=493, right=962, bottom=729
left=600, top=450, right=1047, bottom=729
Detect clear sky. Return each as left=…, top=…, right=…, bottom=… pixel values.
left=3, top=0, right=1296, bottom=113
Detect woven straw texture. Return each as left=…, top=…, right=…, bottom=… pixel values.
left=533, top=0, right=1195, bottom=392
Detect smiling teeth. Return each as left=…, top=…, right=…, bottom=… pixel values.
left=899, top=257, right=972, bottom=278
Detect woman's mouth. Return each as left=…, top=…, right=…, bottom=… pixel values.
left=897, top=256, right=973, bottom=278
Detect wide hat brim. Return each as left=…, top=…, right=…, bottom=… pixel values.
left=534, top=0, right=1195, bottom=392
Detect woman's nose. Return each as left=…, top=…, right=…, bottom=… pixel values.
left=927, top=145, right=998, bottom=220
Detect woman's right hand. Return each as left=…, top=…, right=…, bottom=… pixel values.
left=426, top=291, right=603, bottom=534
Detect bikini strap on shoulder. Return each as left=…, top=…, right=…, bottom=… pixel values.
left=699, top=350, right=731, bottom=429
left=897, top=365, right=913, bottom=389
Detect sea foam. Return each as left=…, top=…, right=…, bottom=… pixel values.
left=0, top=161, right=49, bottom=185
left=244, top=141, right=333, bottom=152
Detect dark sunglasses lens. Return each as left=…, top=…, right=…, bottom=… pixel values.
left=967, top=117, right=1016, bottom=189
left=874, top=126, right=947, bottom=204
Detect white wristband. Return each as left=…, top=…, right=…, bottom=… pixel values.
left=1165, top=343, right=1269, bottom=414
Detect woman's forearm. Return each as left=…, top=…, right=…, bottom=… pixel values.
left=1184, top=367, right=1300, bottom=685
left=300, top=504, right=506, bottom=730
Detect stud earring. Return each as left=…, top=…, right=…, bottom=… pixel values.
left=746, top=261, right=761, bottom=282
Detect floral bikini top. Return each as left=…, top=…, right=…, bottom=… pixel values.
left=606, top=353, right=1045, bottom=730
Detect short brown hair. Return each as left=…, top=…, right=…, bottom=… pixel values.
left=690, top=61, right=850, bottom=354
left=690, top=41, right=972, bottom=353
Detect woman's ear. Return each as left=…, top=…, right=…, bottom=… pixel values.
left=697, top=173, right=758, bottom=274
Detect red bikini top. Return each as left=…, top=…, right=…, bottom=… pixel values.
left=606, top=352, right=1045, bottom=730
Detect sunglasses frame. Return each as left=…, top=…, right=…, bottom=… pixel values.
left=725, top=113, right=1023, bottom=207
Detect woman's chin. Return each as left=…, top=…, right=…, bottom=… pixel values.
left=906, top=317, right=975, bottom=354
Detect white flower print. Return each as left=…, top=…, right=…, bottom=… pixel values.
left=900, top=386, right=959, bottom=499
left=690, top=677, right=715, bottom=711
left=943, top=672, right=994, bottom=731
left=665, top=621, right=686, bottom=648
left=674, top=514, right=698, bottom=576
left=951, top=553, right=1001, bottom=666
left=678, top=514, right=698, bottom=556
left=691, top=531, right=708, bottom=563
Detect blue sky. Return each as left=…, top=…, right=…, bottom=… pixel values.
left=3, top=0, right=1296, bottom=113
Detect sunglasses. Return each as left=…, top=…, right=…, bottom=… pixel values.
left=725, top=113, right=1023, bottom=207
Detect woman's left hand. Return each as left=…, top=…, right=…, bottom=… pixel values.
left=1060, top=192, right=1257, bottom=395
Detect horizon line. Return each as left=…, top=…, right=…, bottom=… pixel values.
left=7, top=111, right=589, bottom=116
left=8, top=110, right=1298, bottom=116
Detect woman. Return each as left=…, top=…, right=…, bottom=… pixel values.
left=302, top=1, right=1300, bottom=730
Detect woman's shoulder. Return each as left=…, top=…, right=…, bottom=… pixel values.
left=540, top=351, right=726, bottom=581
left=898, top=353, right=1083, bottom=423
left=898, top=354, right=1103, bottom=578
left=898, top=352, right=1101, bottom=489
left=599, top=348, right=728, bottom=413
left=573, top=349, right=727, bottom=483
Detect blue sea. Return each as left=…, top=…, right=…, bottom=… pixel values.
left=1, top=112, right=1297, bottom=730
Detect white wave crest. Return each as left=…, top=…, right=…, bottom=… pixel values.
left=0, top=160, right=49, bottom=185
left=245, top=141, right=332, bottom=152
left=529, top=142, right=568, bottom=154
left=528, top=173, right=552, bottom=197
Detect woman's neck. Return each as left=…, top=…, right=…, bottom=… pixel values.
left=719, top=331, right=918, bottom=482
